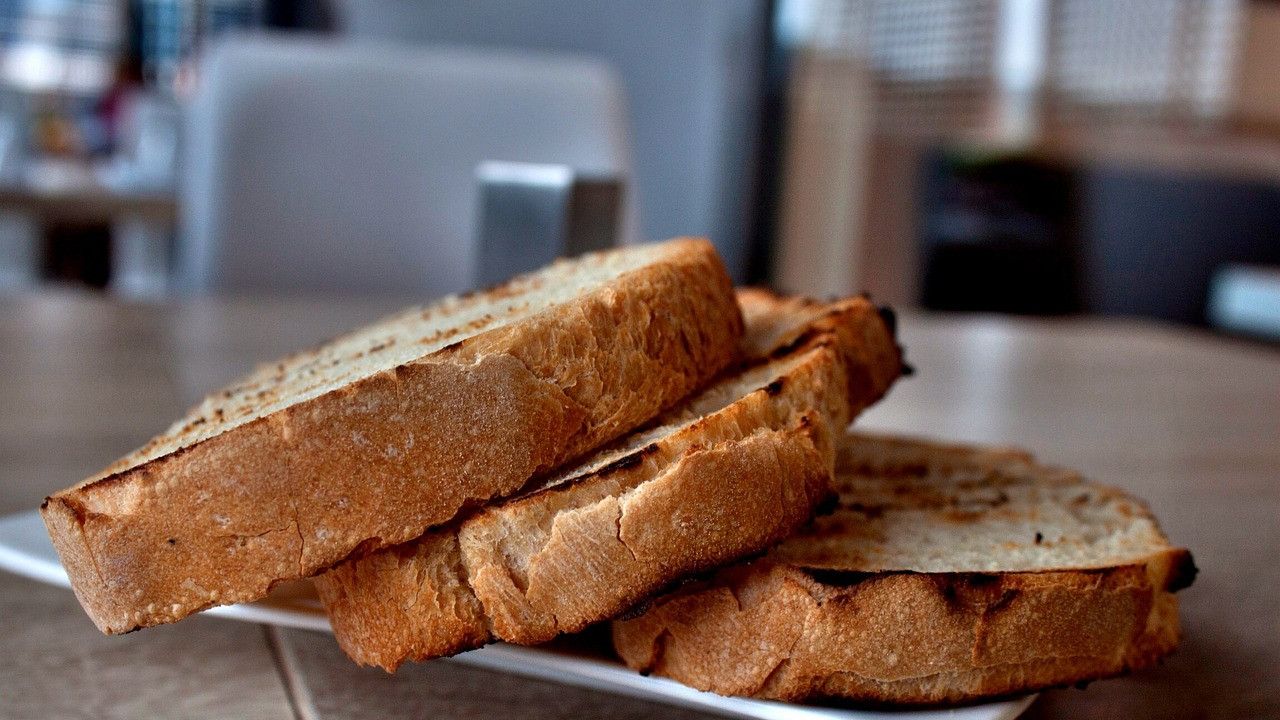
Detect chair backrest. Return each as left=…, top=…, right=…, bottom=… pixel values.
left=177, top=35, right=633, bottom=295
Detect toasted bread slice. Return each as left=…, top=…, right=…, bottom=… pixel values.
left=612, top=432, right=1196, bottom=705
left=42, top=238, right=743, bottom=634
left=313, top=291, right=903, bottom=670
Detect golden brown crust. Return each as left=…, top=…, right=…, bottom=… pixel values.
left=314, top=292, right=903, bottom=670
left=611, top=434, right=1196, bottom=705
left=314, top=531, right=490, bottom=666
left=42, top=238, right=742, bottom=634
left=465, top=410, right=832, bottom=647
left=613, top=554, right=1191, bottom=704
left=320, top=415, right=835, bottom=670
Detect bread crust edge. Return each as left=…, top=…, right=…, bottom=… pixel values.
left=43, top=238, right=742, bottom=634
left=612, top=533, right=1194, bottom=704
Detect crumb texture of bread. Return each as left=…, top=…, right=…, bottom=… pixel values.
left=611, top=432, right=1195, bottom=704
left=42, top=238, right=743, bottom=634
left=313, top=291, right=903, bottom=670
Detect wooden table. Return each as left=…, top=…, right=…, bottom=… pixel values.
left=1, top=293, right=1276, bottom=719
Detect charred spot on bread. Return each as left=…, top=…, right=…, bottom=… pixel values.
left=613, top=597, right=657, bottom=621
left=767, top=329, right=822, bottom=360
left=764, top=378, right=785, bottom=396
left=505, top=442, right=663, bottom=505
left=842, top=501, right=886, bottom=519
left=928, top=573, right=1003, bottom=612
left=875, top=304, right=897, bottom=335
left=989, top=587, right=1020, bottom=612
left=796, top=568, right=881, bottom=587
left=594, top=443, right=660, bottom=476
left=1166, top=550, right=1198, bottom=592
left=813, top=491, right=840, bottom=517
left=873, top=303, right=912, bottom=376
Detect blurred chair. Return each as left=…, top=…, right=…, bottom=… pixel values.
left=0, top=105, right=40, bottom=294
left=176, top=35, right=633, bottom=295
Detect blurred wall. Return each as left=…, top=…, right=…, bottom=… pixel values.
left=333, top=0, right=768, bottom=280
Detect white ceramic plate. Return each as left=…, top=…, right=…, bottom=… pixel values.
left=0, top=510, right=1034, bottom=720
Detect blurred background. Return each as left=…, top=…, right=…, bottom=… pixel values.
left=1, top=0, right=1278, bottom=339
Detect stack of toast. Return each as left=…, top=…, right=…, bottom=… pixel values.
left=41, top=238, right=1193, bottom=707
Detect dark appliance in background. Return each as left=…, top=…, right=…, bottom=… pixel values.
left=918, top=152, right=1080, bottom=316
left=1079, top=169, right=1280, bottom=327
left=918, top=149, right=1280, bottom=326
left=43, top=224, right=112, bottom=288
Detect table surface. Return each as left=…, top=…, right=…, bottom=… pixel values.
left=1, top=293, right=1276, bottom=720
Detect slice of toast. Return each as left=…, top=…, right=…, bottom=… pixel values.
left=612, top=432, right=1197, bottom=705
left=313, top=291, right=903, bottom=670
left=42, top=238, right=743, bottom=634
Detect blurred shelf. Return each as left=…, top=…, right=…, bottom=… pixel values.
left=0, top=185, right=177, bottom=224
